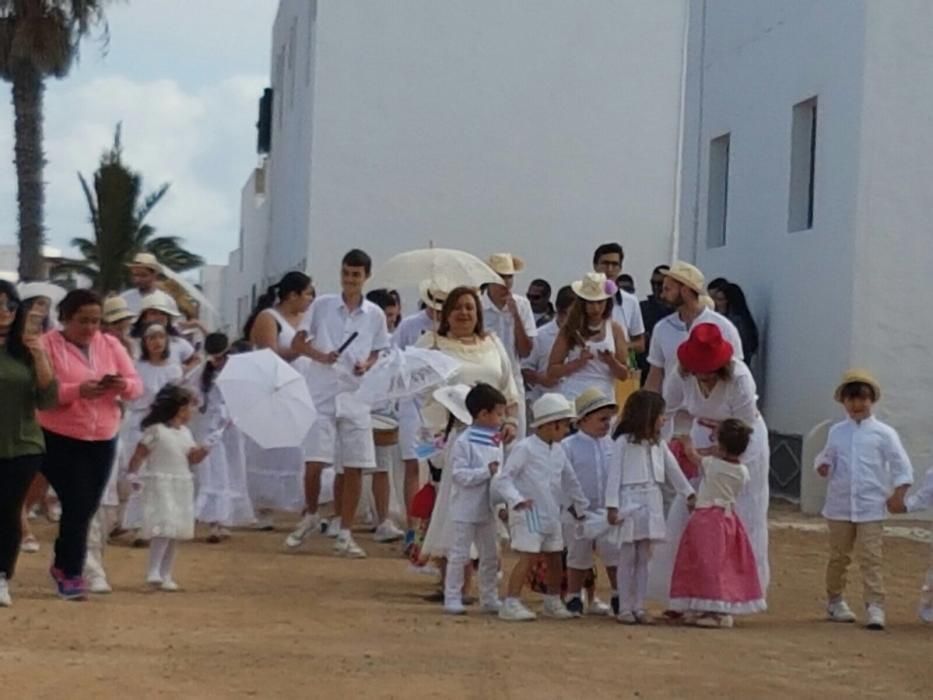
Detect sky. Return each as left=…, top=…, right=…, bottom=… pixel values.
left=0, top=0, right=280, bottom=266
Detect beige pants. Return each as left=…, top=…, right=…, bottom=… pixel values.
left=825, top=520, right=885, bottom=605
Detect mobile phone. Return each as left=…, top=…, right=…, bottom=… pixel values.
left=100, top=374, right=121, bottom=386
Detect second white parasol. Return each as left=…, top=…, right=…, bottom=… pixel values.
left=373, top=248, right=502, bottom=291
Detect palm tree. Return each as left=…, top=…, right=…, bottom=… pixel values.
left=0, top=1, right=111, bottom=281
left=53, top=124, right=204, bottom=293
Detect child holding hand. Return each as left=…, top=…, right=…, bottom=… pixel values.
left=887, top=469, right=933, bottom=624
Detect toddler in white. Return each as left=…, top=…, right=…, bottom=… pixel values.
left=888, top=468, right=933, bottom=623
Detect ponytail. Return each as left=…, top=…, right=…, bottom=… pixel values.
left=242, top=271, right=311, bottom=341
left=241, top=284, right=280, bottom=340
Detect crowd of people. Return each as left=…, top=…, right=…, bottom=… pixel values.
left=0, top=244, right=930, bottom=632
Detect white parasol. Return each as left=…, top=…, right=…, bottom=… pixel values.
left=373, top=248, right=502, bottom=291
left=344, top=347, right=461, bottom=408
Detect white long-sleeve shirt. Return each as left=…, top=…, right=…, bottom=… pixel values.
left=449, top=427, right=503, bottom=523
left=605, top=438, right=695, bottom=509
left=815, top=416, right=914, bottom=522
left=562, top=431, right=614, bottom=512
left=495, top=434, right=588, bottom=534
left=906, top=468, right=933, bottom=513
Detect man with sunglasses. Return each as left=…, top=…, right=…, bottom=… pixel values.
left=638, top=265, right=672, bottom=385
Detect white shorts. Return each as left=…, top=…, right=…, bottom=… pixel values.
left=372, top=444, right=398, bottom=474
left=563, top=526, right=620, bottom=570
left=303, top=414, right=376, bottom=469
left=509, top=510, right=563, bottom=554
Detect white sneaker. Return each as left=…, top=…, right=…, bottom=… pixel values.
left=253, top=512, right=275, bottom=531
left=0, top=575, right=11, bottom=607
left=285, top=513, right=320, bottom=549
left=587, top=598, right=613, bottom=616
left=481, top=599, right=503, bottom=614
left=826, top=598, right=857, bottom=623
left=616, top=611, right=638, bottom=625
left=146, top=576, right=163, bottom=589
left=541, top=596, right=575, bottom=620
left=865, top=603, right=885, bottom=630
left=161, top=579, right=180, bottom=592
left=498, top=598, right=536, bottom=622
left=444, top=601, right=467, bottom=615
left=325, top=517, right=342, bottom=538
left=373, top=520, right=405, bottom=543
left=333, top=536, right=367, bottom=559
left=88, top=576, right=112, bottom=595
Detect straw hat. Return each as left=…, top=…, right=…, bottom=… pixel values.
left=677, top=323, right=734, bottom=374
left=433, top=384, right=473, bottom=426
left=138, top=290, right=181, bottom=318
left=418, top=279, right=449, bottom=312
left=834, top=369, right=881, bottom=403
left=126, top=252, right=163, bottom=274
left=571, top=272, right=617, bottom=302
left=487, top=253, right=525, bottom=277
left=530, top=393, right=576, bottom=429
left=574, top=387, right=617, bottom=419
left=663, top=261, right=705, bottom=295
left=102, top=296, right=136, bottom=324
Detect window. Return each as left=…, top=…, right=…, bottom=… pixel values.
left=788, top=97, right=817, bottom=232
left=707, top=133, right=730, bottom=249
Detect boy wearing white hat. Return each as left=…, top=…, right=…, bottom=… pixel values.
left=494, top=393, right=588, bottom=621
left=121, top=253, right=167, bottom=314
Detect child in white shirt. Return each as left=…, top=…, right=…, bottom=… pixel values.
left=495, top=393, right=588, bottom=622
left=815, top=370, right=913, bottom=631
left=444, top=384, right=508, bottom=615
left=887, top=468, right=933, bottom=623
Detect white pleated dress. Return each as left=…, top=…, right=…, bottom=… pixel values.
left=138, top=424, right=197, bottom=540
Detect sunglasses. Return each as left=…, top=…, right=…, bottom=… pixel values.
left=2, top=299, right=20, bottom=313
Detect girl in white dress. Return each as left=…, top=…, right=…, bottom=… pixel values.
left=188, top=333, right=255, bottom=542
left=127, top=384, right=208, bottom=591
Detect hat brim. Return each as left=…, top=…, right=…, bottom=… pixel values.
left=677, top=340, right=734, bottom=374
left=418, top=281, right=448, bottom=311
left=139, top=304, right=181, bottom=319
left=663, top=269, right=703, bottom=295
left=489, top=255, right=525, bottom=277
left=834, top=379, right=881, bottom=403
left=571, top=280, right=612, bottom=302
left=104, top=311, right=136, bottom=324
left=433, top=386, right=473, bottom=426
left=575, top=398, right=617, bottom=419
left=530, top=409, right=576, bottom=429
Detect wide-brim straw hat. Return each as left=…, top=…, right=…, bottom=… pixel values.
left=663, top=261, right=705, bottom=295
left=834, top=369, right=881, bottom=402
left=530, top=393, right=576, bottom=428
left=126, top=252, right=163, bottom=274
left=102, top=296, right=136, bottom=324
left=433, top=384, right=473, bottom=426
left=487, top=253, right=525, bottom=277
left=574, top=387, right=617, bottom=419
left=571, top=272, right=617, bottom=302
left=138, top=290, right=181, bottom=318
left=418, top=279, right=449, bottom=312
left=677, top=323, right=734, bottom=374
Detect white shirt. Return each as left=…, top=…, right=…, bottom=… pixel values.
left=815, top=416, right=914, bottom=522
left=302, top=294, right=391, bottom=367
left=495, top=434, right=588, bottom=534
left=647, top=307, right=744, bottom=371
left=562, top=431, right=614, bottom=511
left=521, top=319, right=560, bottom=402
left=482, top=292, right=537, bottom=375
left=169, top=336, right=195, bottom=366
left=610, top=289, right=645, bottom=341
left=906, top=469, right=933, bottom=513
left=605, top=438, right=694, bottom=507
left=392, top=310, right=434, bottom=350
left=449, top=428, right=504, bottom=523
left=121, top=288, right=179, bottom=315
left=695, top=456, right=750, bottom=509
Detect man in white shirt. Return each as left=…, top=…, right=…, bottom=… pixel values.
left=522, top=285, right=574, bottom=404
left=121, top=253, right=179, bottom=315
left=482, top=253, right=537, bottom=438
left=644, top=261, right=744, bottom=393
left=289, top=249, right=391, bottom=559
left=592, top=243, right=645, bottom=349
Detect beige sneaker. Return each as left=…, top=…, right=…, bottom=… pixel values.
left=826, top=598, right=857, bottom=623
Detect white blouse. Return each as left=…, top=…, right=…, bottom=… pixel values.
left=605, top=438, right=694, bottom=507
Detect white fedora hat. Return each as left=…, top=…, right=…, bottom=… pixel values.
left=487, top=253, right=525, bottom=277
left=418, top=279, right=450, bottom=312
left=126, top=252, right=164, bottom=274
left=530, top=393, right=576, bottom=429
left=574, top=387, right=617, bottom=419
left=139, top=290, right=181, bottom=318
left=571, top=272, right=616, bottom=303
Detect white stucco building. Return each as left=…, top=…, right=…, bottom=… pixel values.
left=679, top=0, right=933, bottom=499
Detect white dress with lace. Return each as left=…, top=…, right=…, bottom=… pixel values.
left=138, top=424, right=197, bottom=540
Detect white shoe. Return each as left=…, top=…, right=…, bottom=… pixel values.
left=826, top=598, right=857, bottom=623
left=498, top=598, right=536, bottom=622
left=334, top=536, right=367, bottom=559
left=616, top=611, right=638, bottom=625
left=146, top=576, right=163, bottom=589
left=0, top=575, right=11, bottom=607
left=481, top=599, right=503, bottom=614
left=587, top=598, right=613, bottom=616
left=253, top=512, right=275, bottom=531
left=407, top=563, right=440, bottom=577
left=541, top=596, right=575, bottom=620
left=444, top=601, right=467, bottom=615
left=865, top=603, right=885, bottom=630
left=285, top=513, right=320, bottom=548
left=161, top=579, right=180, bottom=592
left=88, top=576, right=112, bottom=594
left=373, top=520, right=405, bottom=543
left=20, top=535, right=40, bottom=554
left=325, top=517, right=342, bottom=538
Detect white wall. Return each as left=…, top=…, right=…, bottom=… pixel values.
left=266, top=0, right=689, bottom=298
left=679, top=0, right=867, bottom=437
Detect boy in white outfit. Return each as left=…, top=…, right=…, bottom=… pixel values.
left=815, top=370, right=912, bottom=630
left=444, top=384, right=508, bottom=615
left=495, top=393, right=589, bottom=621
left=887, top=468, right=933, bottom=623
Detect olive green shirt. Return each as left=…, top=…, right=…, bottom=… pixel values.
left=0, top=345, right=58, bottom=460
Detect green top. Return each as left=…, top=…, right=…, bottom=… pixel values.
left=0, top=345, right=58, bottom=460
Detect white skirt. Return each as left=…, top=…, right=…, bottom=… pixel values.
left=617, top=483, right=666, bottom=544
left=140, top=473, right=195, bottom=540
left=419, top=428, right=462, bottom=559
left=244, top=439, right=305, bottom=513
left=195, top=427, right=255, bottom=527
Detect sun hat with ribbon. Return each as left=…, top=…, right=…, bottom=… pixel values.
left=571, top=272, right=618, bottom=302
left=677, top=323, right=734, bottom=374
left=834, top=369, right=881, bottom=403
left=433, top=384, right=473, bottom=426
left=574, top=387, right=618, bottom=419
left=418, top=279, right=449, bottom=312
left=126, top=252, right=163, bottom=274
left=139, top=290, right=181, bottom=318
left=530, top=393, right=576, bottom=429
left=663, top=261, right=705, bottom=295
left=102, top=296, right=136, bottom=324
left=487, top=253, right=525, bottom=277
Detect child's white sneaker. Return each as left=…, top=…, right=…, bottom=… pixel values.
left=865, top=603, right=885, bottom=630
left=0, top=574, right=12, bottom=607
left=325, top=517, right=342, bottom=538
left=444, top=600, right=466, bottom=615
left=826, top=598, right=856, bottom=623
left=373, top=520, right=405, bottom=543
left=541, top=596, right=575, bottom=620
left=498, top=598, right=536, bottom=622
left=285, top=513, right=320, bottom=549
left=160, top=579, right=180, bottom=592
left=616, top=611, right=638, bottom=625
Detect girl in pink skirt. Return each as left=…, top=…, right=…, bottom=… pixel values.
left=669, top=419, right=766, bottom=628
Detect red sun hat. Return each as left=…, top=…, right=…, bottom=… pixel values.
left=677, top=323, right=734, bottom=374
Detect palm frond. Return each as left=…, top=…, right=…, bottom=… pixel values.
left=77, top=170, right=101, bottom=235
left=136, top=182, right=170, bottom=223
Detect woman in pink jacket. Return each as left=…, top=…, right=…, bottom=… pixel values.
left=38, top=289, right=142, bottom=601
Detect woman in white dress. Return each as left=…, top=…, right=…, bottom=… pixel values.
left=649, top=323, right=771, bottom=605
left=414, top=287, right=520, bottom=598
left=242, top=272, right=315, bottom=529
left=547, top=272, right=629, bottom=403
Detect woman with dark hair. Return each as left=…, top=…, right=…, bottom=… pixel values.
left=721, top=283, right=759, bottom=362
left=38, top=288, right=142, bottom=601
left=244, top=271, right=314, bottom=529
left=0, top=281, right=56, bottom=606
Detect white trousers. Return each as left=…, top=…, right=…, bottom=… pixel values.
left=84, top=504, right=118, bottom=582
left=445, top=519, right=499, bottom=607
left=618, top=540, right=653, bottom=614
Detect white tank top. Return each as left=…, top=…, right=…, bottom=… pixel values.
left=561, top=321, right=616, bottom=401
left=262, top=307, right=298, bottom=357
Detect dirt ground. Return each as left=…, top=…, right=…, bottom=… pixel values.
left=1, top=511, right=931, bottom=700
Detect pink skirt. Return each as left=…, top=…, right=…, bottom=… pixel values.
left=669, top=506, right=766, bottom=615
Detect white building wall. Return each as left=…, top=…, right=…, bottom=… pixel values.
left=267, top=0, right=689, bottom=296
